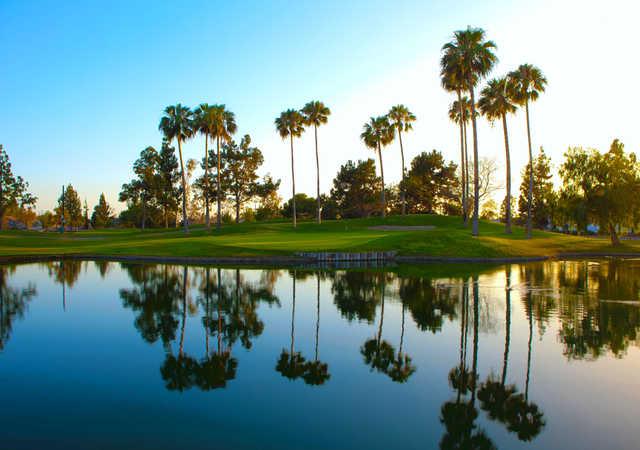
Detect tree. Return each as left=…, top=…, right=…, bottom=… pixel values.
left=559, top=140, right=640, bottom=245
left=447, top=96, right=474, bottom=223
left=222, top=135, right=264, bottom=223
left=91, top=193, right=113, bottom=228
left=402, top=150, right=459, bottom=214
left=255, top=175, right=282, bottom=221
left=0, top=145, right=37, bottom=229
left=442, top=27, right=498, bottom=236
left=329, top=159, right=381, bottom=218
left=518, top=148, right=554, bottom=230
left=156, top=139, right=181, bottom=228
left=159, top=104, right=193, bottom=233
left=275, top=109, right=305, bottom=228
left=55, top=184, right=83, bottom=228
left=388, top=105, right=416, bottom=215
left=509, top=64, right=547, bottom=239
left=360, top=116, right=394, bottom=217
left=282, top=193, right=316, bottom=219
left=192, top=104, right=214, bottom=229
left=478, top=77, right=517, bottom=233
left=301, top=101, right=331, bottom=224
left=207, top=105, right=237, bottom=231
left=121, top=146, right=159, bottom=230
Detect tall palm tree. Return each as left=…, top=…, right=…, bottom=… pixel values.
left=193, top=104, right=214, bottom=229
left=301, top=101, right=331, bottom=224
left=209, top=105, right=237, bottom=231
left=442, top=27, right=497, bottom=236
left=509, top=64, right=547, bottom=239
left=448, top=96, right=473, bottom=223
left=159, top=104, right=193, bottom=233
left=275, top=109, right=305, bottom=228
left=478, top=77, right=517, bottom=233
left=388, top=105, right=416, bottom=215
left=360, top=116, right=394, bottom=217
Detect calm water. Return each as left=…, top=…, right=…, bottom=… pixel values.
left=1, top=259, right=639, bottom=449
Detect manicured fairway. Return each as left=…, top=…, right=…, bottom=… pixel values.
left=0, top=215, right=638, bottom=259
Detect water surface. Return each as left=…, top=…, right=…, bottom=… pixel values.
left=1, top=259, right=639, bottom=449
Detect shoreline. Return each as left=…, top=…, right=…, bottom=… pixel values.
left=0, top=252, right=638, bottom=267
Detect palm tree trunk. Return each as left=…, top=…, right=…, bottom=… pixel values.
left=177, top=138, right=189, bottom=233
left=290, top=135, right=297, bottom=228
left=398, top=129, right=407, bottom=216
left=378, top=143, right=386, bottom=218
left=468, top=83, right=480, bottom=236
left=471, top=276, right=479, bottom=406
left=216, top=136, right=222, bottom=231
left=235, top=193, right=240, bottom=223
left=291, top=273, right=296, bottom=355
left=502, top=265, right=512, bottom=386
left=205, top=268, right=210, bottom=355
left=502, top=114, right=512, bottom=234
left=179, top=266, right=187, bottom=357
left=525, top=100, right=534, bottom=239
left=205, top=133, right=210, bottom=230
left=525, top=290, right=533, bottom=401
left=463, top=120, right=470, bottom=224
left=457, top=90, right=467, bottom=224
left=609, top=222, right=621, bottom=246
left=315, top=274, right=320, bottom=361
left=217, top=267, right=222, bottom=354
left=314, top=125, right=321, bottom=224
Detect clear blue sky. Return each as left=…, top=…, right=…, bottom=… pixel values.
left=2, top=0, right=637, bottom=212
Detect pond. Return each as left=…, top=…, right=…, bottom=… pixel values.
left=1, top=259, right=639, bottom=449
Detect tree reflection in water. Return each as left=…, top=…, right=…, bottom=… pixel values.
left=0, top=265, right=36, bottom=351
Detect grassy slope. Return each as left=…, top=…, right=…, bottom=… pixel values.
left=0, top=215, right=638, bottom=259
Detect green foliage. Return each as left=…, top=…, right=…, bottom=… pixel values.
left=0, top=145, right=37, bottom=229
left=222, top=135, right=264, bottom=222
left=91, top=193, right=113, bottom=228
left=282, top=194, right=316, bottom=219
left=517, top=148, right=555, bottom=229
left=330, top=159, right=381, bottom=218
left=255, top=175, right=282, bottom=221
left=156, top=139, right=181, bottom=227
left=55, top=184, right=83, bottom=228
left=402, top=150, right=459, bottom=214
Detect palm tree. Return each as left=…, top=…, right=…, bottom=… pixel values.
left=209, top=105, right=237, bottom=231
left=192, top=104, right=217, bottom=229
left=360, top=116, right=394, bottom=217
left=442, top=27, right=497, bottom=236
left=447, top=96, right=473, bottom=223
left=509, top=64, right=547, bottom=239
left=275, top=109, right=305, bottom=228
left=478, top=77, right=517, bottom=233
left=388, top=105, right=416, bottom=215
left=159, top=104, right=194, bottom=233
left=301, top=101, right=331, bottom=224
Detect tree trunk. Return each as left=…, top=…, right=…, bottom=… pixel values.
left=205, top=133, right=210, bottom=230
left=457, top=90, right=467, bottom=224
left=502, top=114, right=512, bottom=234
left=378, top=143, right=386, bottom=218
left=141, top=201, right=146, bottom=230
left=177, top=138, right=189, bottom=233
left=179, top=266, right=187, bottom=357
left=164, top=207, right=168, bottom=229
left=502, top=265, right=512, bottom=386
left=464, top=120, right=470, bottom=224
left=290, top=135, right=297, bottom=228
left=315, top=274, right=320, bottom=361
left=216, top=136, right=222, bottom=231
left=235, top=192, right=240, bottom=223
left=609, top=222, right=621, bottom=246
left=525, top=100, right=534, bottom=239
left=290, top=274, right=296, bottom=355
left=468, top=82, right=480, bottom=236
left=471, top=276, right=479, bottom=406
left=314, top=125, right=322, bottom=224
left=398, top=129, right=407, bottom=216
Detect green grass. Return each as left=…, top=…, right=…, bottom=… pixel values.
left=0, top=215, right=638, bottom=259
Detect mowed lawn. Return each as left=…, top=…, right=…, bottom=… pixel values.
left=0, top=215, right=638, bottom=258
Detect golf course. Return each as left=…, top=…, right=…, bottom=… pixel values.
left=1, top=215, right=638, bottom=261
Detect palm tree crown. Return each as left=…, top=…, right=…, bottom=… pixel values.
left=275, top=109, right=305, bottom=138
left=508, top=64, right=547, bottom=105
left=441, top=27, right=498, bottom=89
left=209, top=104, right=237, bottom=142
left=360, top=116, right=393, bottom=151
left=301, top=101, right=331, bottom=127
left=448, top=96, right=474, bottom=124
left=478, top=77, right=517, bottom=121
left=388, top=105, right=416, bottom=133
left=159, top=104, right=194, bottom=143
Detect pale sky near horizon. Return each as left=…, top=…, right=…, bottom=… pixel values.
left=2, top=0, right=638, bottom=213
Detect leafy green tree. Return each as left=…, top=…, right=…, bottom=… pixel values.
left=159, top=104, right=194, bottom=233
left=222, top=135, right=264, bottom=223
left=192, top=104, right=214, bottom=228
left=301, top=101, right=331, bottom=224
left=156, top=139, right=180, bottom=228
left=255, top=174, right=282, bottom=221
left=559, top=139, right=640, bottom=245
left=91, top=193, right=113, bottom=228
left=388, top=105, right=416, bottom=215
left=478, top=76, right=518, bottom=233
left=55, top=184, right=83, bottom=228
left=282, top=193, right=316, bottom=219
left=360, top=116, right=394, bottom=217
left=330, top=159, right=381, bottom=218
left=509, top=64, right=547, bottom=239
left=517, top=148, right=554, bottom=230
left=120, top=146, right=159, bottom=229
left=402, top=150, right=459, bottom=214
left=0, top=145, right=37, bottom=229
left=441, top=27, right=497, bottom=236
left=275, top=109, right=305, bottom=227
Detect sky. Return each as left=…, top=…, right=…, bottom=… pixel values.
left=1, top=0, right=638, bottom=213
